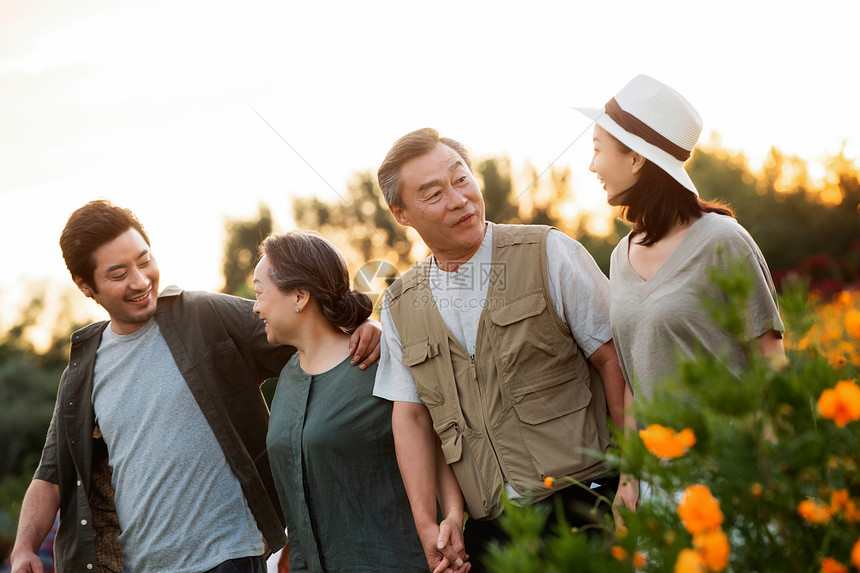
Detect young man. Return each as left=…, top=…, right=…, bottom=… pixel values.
left=374, top=128, right=637, bottom=571
left=10, top=200, right=380, bottom=573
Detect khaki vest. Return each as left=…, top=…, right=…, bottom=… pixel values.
left=386, top=224, right=611, bottom=519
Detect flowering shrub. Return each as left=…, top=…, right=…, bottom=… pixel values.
left=484, top=267, right=860, bottom=572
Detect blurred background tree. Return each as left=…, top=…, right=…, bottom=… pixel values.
left=293, top=171, right=415, bottom=269
left=221, top=203, right=273, bottom=298
left=1, top=139, right=858, bottom=562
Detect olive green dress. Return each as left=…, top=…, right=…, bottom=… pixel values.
left=266, top=354, right=426, bottom=572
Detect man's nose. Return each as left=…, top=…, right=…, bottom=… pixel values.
left=446, top=186, right=469, bottom=210
left=128, top=267, right=150, bottom=290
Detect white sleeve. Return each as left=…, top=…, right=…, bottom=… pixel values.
left=545, top=229, right=613, bottom=358
left=372, top=295, right=424, bottom=404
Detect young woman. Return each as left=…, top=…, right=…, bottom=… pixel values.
left=253, top=231, right=426, bottom=573
left=576, top=74, right=785, bottom=404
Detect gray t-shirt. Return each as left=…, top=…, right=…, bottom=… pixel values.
left=374, top=222, right=612, bottom=404
left=92, top=318, right=264, bottom=573
left=609, top=213, right=784, bottom=402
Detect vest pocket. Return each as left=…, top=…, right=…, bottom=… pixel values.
left=401, top=338, right=444, bottom=406
left=511, top=378, right=599, bottom=477
left=489, top=291, right=558, bottom=370
left=438, top=421, right=500, bottom=520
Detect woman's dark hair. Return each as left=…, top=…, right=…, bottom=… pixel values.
left=59, top=199, right=150, bottom=292
left=260, top=231, right=372, bottom=334
left=614, top=146, right=734, bottom=245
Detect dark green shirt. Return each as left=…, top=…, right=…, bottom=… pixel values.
left=267, top=355, right=426, bottom=572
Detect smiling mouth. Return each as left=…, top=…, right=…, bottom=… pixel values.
left=127, top=289, right=151, bottom=303
left=454, top=213, right=474, bottom=226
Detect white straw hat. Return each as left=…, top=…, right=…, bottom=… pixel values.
left=574, top=74, right=702, bottom=195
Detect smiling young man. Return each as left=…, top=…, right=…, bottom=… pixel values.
left=374, top=128, right=636, bottom=571
left=10, top=200, right=381, bottom=573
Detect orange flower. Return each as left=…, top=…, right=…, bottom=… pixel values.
left=818, top=381, right=860, bottom=427
left=639, top=424, right=697, bottom=459
left=851, top=538, right=860, bottom=568
left=846, top=308, right=860, bottom=339
left=750, top=483, right=763, bottom=497
left=844, top=500, right=860, bottom=522
left=543, top=476, right=554, bottom=488
left=675, top=548, right=707, bottom=573
left=693, top=529, right=730, bottom=571
left=678, top=485, right=724, bottom=534
left=820, top=557, right=847, bottom=573
left=829, top=489, right=851, bottom=513
left=610, top=545, right=628, bottom=560
left=798, top=499, right=833, bottom=524
left=633, top=551, right=647, bottom=568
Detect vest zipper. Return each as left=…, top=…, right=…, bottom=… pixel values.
left=470, top=353, right=509, bottom=484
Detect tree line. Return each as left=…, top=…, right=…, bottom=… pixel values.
left=1, top=141, right=858, bottom=555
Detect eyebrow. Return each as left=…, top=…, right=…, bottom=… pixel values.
left=417, top=160, right=465, bottom=193
left=105, top=249, right=149, bottom=274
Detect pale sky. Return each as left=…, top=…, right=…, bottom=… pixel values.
left=1, top=0, right=858, bottom=330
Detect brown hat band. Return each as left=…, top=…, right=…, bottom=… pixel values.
left=605, top=97, right=691, bottom=162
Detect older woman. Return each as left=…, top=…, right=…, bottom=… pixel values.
left=253, top=231, right=426, bottom=573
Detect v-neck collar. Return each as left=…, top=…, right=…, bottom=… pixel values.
left=617, top=213, right=714, bottom=299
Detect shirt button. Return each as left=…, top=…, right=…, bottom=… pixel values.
left=77, top=480, right=82, bottom=487
left=80, top=519, right=87, bottom=525
left=87, top=564, right=93, bottom=570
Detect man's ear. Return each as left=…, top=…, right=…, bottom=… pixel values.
left=74, top=276, right=94, bottom=298
left=389, top=204, right=411, bottom=228
left=631, top=152, right=646, bottom=175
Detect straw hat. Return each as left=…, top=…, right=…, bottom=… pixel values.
left=574, top=74, right=702, bottom=195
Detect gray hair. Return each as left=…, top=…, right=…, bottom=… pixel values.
left=377, top=128, right=471, bottom=208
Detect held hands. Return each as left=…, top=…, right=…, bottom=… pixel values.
left=612, top=474, right=640, bottom=530
left=349, top=318, right=382, bottom=369
left=419, top=518, right=471, bottom=573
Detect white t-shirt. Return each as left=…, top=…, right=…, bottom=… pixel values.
left=373, top=223, right=612, bottom=404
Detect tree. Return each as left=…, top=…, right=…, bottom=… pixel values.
left=221, top=204, right=273, bottom=298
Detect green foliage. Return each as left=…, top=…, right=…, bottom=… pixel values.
left=293, top=172, right=414, bottom=270
left=690, top=146, right=860, bottom=296
left=221, top=204, right=273, bottom=297
left=487, top=262, right=860, bottom=571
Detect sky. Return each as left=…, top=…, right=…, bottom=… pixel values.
left=1, top=0, right=858, bottom=331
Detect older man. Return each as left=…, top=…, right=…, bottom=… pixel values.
left=373, top=128, right=635, bottom=571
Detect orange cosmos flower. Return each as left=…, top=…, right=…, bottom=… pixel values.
left=829, top=489, right=851, bottom=513
left=678, top=485, right=724, bottom=534
left=843, top=499, right=860, bottom=522
left=851, top=538, right=860, bottom=568
left=693, top=529, right=730, bottom=571
left=610, top=545, right=627, bottom=560
left=633, top=551, right=647, bottom=568
left=675, top=548, right=707, bottom=573
left=846, top=308, right=860, bottom=339
left=798, top=499, right=833, bottom=524
left=818, top=381, right=860, bottom=427
left=639, top=424, right=697, bottom=459
left=820, top=557, right=848, bottom=573
left=543, top=476, right=554, bottom=488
